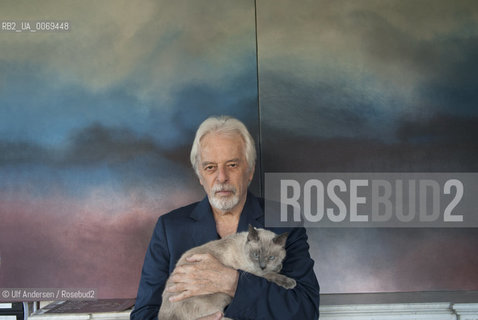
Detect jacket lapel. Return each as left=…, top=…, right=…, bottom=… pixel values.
left=237, top=192, right=264, bottom=232
left=189, top=196, right=220, bottom=245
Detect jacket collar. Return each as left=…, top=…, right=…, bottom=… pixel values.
left=188, top=197, right=219, bottom=244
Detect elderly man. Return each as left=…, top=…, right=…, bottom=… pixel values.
left=131, top=116, right=320, bottom=320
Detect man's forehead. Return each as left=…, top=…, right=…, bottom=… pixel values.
left=199, top=133, right=246, bottom=162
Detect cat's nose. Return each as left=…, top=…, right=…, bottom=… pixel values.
left=260, top=264, right=266, bottom=270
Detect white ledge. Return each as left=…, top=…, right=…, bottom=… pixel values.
left=29, top=303, right=478, bottom=320
left=453, top=303, right=478, bottom=320
left=28, top=292, right=478, bottom=320
left=321, top=302, right=456, bottom=320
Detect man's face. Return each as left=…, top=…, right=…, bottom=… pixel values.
left=198, top=132, right=254, bottom=212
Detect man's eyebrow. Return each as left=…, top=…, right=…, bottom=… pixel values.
left=201, top=158, right=241, bottom=166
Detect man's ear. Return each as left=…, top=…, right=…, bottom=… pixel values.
left=273, top=232, right=289, bottom=247
left=247, top=224, right=259, bottom=242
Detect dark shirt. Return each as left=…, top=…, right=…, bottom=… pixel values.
left=130, top=192, right=320, bottom=320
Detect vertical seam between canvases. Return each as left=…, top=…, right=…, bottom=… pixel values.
left=254, top=0, right=264, bottom=198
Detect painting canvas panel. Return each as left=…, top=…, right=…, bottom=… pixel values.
left=0, top=0, right=259, bottom=299
left=257, top=0, right=478, bottom=293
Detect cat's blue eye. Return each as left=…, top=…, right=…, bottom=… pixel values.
left=253, top=252, right=259, bottom=259
left=269, top=256, right=275, bottom=260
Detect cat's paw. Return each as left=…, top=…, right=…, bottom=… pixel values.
left=275, top=275, right=296, bottom=289
left=263, top=272, right=297, bottom=289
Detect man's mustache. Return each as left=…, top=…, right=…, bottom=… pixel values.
left=212, top=184, right=237, bottom=194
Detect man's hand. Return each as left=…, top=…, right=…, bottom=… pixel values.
left=167, top=253, right=239, bottom=302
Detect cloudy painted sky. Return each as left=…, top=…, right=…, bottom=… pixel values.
left=258, top=0, right=478, bottom=139
left=256, top=0, right=478, bottom=293
left=0, top=0, right=258, bottom=298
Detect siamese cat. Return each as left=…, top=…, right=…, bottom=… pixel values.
left=158, top=225, right=296, bottom=320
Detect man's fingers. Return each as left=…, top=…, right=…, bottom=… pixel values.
left=170, top=273, right=187, bottom=282
left=168, top=254, right=237, bottom=300
left=172, top=264, right=195, bottom=277
left=174, top=264, right=190, bottom=273
left=186, top=253, right=211, bottom=262
left=166, top=283, right=187, bottom=293
left=168, top=290, right=190, bottom=302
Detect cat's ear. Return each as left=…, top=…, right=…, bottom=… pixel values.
left=273, top=232, right=289, bottom=247
left=247, top=224, right=259, bottom=242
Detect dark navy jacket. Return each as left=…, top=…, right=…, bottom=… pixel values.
left=130, top=193, right=320, bottom=319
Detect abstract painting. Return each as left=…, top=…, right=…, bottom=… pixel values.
left=0, top=0, right=258, bottom=299
left=257, top=0, right=478, bottom=293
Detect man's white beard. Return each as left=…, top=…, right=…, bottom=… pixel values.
left=209, top=183, right=239, bottom=211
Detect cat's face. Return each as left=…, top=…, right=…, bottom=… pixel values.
left=245, top=225, right=288, bottom=274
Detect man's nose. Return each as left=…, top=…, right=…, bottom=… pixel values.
left=216, top=166, right=228, bottom=183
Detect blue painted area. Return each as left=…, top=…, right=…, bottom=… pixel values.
left=0, top=58, right=257, bottom=148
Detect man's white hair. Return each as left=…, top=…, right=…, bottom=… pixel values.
left=190, top=115, right=256, bottom=176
